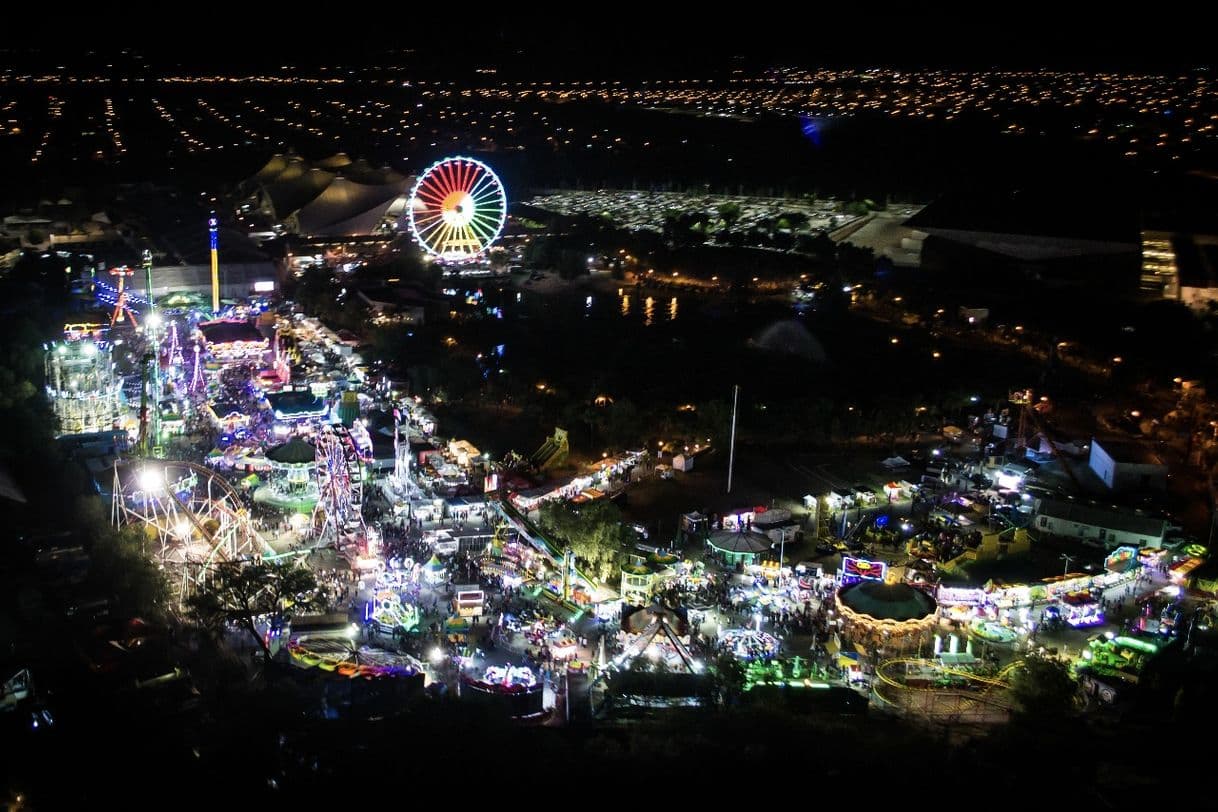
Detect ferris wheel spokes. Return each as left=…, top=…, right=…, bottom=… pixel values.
left=408, top=156, right=507, bottom=260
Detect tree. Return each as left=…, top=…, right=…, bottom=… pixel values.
left=711, top=652, right=747, bottom=705
left=717, top=202, right=742, bottom=232
left=1008, top=654, right=1078, bottom=720
left=536, top=500, right=628, bottom=583
left=188, top=562, right=323, bottom=665
left=87, top=525, right=170, bottom=621
left=693, top=399, right=732, bottom=448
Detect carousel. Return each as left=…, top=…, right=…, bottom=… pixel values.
left=834, top=580, right=938, bottom=653
left=718, top=628, right=781, bottom=662
left=254, top=437, right=319, bottom=511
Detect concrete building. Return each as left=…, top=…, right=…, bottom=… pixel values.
left=1088, top=438, right=1167, bottom=492
left=148, top=262, right=278, bottom=300
left=1033, top=498, right=1168, bottom=549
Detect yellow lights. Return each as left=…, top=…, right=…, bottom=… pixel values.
left=932, top=351, right=942, bottom=359
left=1112, top=356, right=1123, bottom=364
left=890, top=337, right=900, bottom=345
left=1130, top=410, right=1142, bottom=418
left=443, top=336, right=457, bottom=347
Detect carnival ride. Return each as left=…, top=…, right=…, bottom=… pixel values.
left=471, top=665, right=538, bottom=691
left=106, top=266, right=141, bottom=329
left=407, top=156, right=507, bottom=260
left=490, top=500, right=613, bottom=602
left=528, top=427, right=570, bottom=473
left=872, top=657, right=1018, bottom=725
left=110, top=460, right=273, bottom=602
left=718, top=628, right=781, bottom=662
left=312, top=425, right=368, bottom=546
left=459, top=665, right=545, bottom=717
left=287, top=639, right=423, bottom=679
left=367, top=590, right=421, bottom=634
left=969, top=620, right=1019, bottom=646
left=612, top=612, right=698, bottom=673
left=44, top=339, right=125, bottom=436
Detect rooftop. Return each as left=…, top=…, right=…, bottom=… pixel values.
left=1092, top=437, right=1166, bottom=467
left=838, top=581, right=937, bottom=622
left=707, top=529, right=772, bottom=554
left=1036, top=498, right=1167, bottom=538
left=198, top=319, right=266, bottom=346
left=267, top=438, right=316, bottom=465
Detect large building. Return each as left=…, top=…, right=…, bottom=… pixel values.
left=1139, top=229, right=1218, bottom=309
left=244, top=153, right=414, bottom=238
left=1138, top=174, right=1218, bottom=309
left=1088, top=438, right=1168, bottom=492
left=906, top=180, right=1142, bottom=290
left=1033, top=498, right=1168, bottom=549
left=145, top=263, right=278, bottom=301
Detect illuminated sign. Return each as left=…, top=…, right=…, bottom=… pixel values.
left=253, top=280, right=276, bottom=292
left=937, top=586, right=986, bottom=605
left=839, top=556, right=888, bottom=584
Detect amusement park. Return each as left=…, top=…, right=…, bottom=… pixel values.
left=8, top=133, right=1218, bottom=808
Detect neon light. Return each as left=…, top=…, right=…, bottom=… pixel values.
left=408, top=156, right=506, bottom=261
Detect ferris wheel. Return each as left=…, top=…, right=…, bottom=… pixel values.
left=312, top=426, right=365, bottom=546
left=408, top=156, right=507, bottom=260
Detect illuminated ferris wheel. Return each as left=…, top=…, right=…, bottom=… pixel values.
left=408, top=156, right=506, bottom=260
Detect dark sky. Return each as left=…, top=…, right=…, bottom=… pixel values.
left=7, top=9, right=1211, bottom=75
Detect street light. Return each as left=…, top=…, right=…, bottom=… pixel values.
left=1060, top=553, right=1075, bottom=577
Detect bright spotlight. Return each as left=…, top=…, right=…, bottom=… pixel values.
left=175, top=519, right=192, bottom=539
left=138, top=467, right=163, bottom=493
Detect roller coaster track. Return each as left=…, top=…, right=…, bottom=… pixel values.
left=873, top=658, right=1018, bottom=718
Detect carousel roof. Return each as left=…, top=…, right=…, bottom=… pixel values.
left=198, top=319, right=265, bottom=345
left=707, top=529, right=772, bottom=554
left=266, top=390, right=326, bottom=417
left=838, top=581, right=937, bottom=622
left=267, top=438, right=316, bottom=465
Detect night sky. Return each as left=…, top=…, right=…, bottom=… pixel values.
left=9, top=11, right=1213, bottom=76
